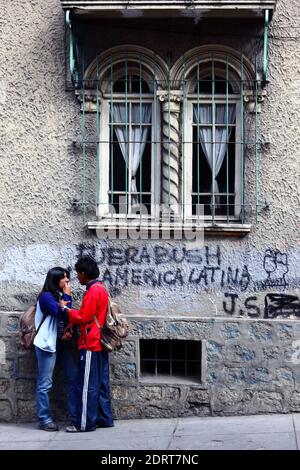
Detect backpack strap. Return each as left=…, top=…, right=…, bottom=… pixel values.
left=35, top=295, right=54, bottom=336
left=36, top=312, right=47, bottom=335
left=94, top=314, right=101, bottom=331
left=90, top=282, right=111, bottom=319
left=92, top=283, right=111, bottom=332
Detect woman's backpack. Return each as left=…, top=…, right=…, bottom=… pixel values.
left=19, top=305, right=46, bottom=350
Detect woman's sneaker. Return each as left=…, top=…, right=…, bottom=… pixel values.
left=39, top=422, right=58, bottom=432
left=66, top=425, right=97, bottom=432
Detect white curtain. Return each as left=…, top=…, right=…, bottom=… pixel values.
left=193, top=104, right=235, bottom=207
left=113, top=103, right=151, bottom=205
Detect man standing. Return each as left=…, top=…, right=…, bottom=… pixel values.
left=61, top=256, right=114, bottom=432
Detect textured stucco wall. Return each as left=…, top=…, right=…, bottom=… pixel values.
left=0, top=0, right=299, bottom=421
left=0, top=0, right=299, bottom=313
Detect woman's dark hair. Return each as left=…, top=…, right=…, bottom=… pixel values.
left=75, top=256, right=99, bottom=280
left=40, top=267, right=69, bottom=300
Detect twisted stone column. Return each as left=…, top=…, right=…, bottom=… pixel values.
left=158, top=91, right=183, bottom=214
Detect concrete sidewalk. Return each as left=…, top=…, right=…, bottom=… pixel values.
left=0, top=413, right=299, bottom=450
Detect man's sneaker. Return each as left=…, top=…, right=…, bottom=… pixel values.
left=39, top=422, right=58, bottom=432
left=65, top=425, right=81, bottom=433
left=96, top=422, right=114, bottom=428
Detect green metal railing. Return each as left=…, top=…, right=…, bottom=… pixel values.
left=65, top=11, right=79, bottom=87
left=65, top=8, right=271, bottom=229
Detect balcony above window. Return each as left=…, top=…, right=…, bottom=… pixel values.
left=60, top=1, right=277, bottom=19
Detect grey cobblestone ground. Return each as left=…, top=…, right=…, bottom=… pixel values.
left=0, top=413, right=299, bottom=450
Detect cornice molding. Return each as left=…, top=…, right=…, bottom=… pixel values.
left=60, top=1, right=277, bottom=18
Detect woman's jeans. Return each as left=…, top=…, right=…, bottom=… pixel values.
left=35, top=345, right=78, bottom=425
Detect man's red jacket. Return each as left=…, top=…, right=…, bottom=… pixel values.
left=68, top=281, right=108, bottom=352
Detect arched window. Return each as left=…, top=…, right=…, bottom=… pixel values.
left=99, top=64, right=156, bottom=218
left=83, top=45, right=256, bottom=230
left=173, top=47, right=255, bottom=223
left=87, top=46, right=168, bottom=220
left=183, top=60, right=242, bottom=221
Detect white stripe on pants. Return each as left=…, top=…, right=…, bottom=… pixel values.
left=80, top=350, right=92, bottom=431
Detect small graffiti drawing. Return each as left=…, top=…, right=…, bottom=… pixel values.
left=262, top=249, right=288, bottom=288
left=264, top=293, right=300, bottom=318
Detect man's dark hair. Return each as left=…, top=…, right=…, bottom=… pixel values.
left=75, top=256, right=99, bottom=279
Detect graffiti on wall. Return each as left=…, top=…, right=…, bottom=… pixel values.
left=220, top=250, right=300, bottom=319
left=222, top=292, right=300, bottom=318
left=0, top=242, right=298, bottom=319
left=222, top=293, right=260, bottom=317
left=75, top=243, right=300, bottom=318
left=264, top=293, right=300, bottom=318
left=261, top=249, right=289, bottom=288
left=76, top=243, right=251, bottom=292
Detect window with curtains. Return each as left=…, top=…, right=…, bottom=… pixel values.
left=184, top=63, right=242, bottom=222
left=98, top=66, right=160, bottom=219
left=90, top=47, right=257, bottom=230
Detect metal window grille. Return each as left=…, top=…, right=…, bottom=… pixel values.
left=185, top=57, right=253, bottom=225
left=108, top=70, right=153, bottom=215
left=140, top=339, right=202, bottom=379
left=73, top=52, right=265, bottom=226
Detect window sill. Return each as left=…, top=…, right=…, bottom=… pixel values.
left=86, top=220, right=251, bottom=237
left=139, top=375, right=204, bottom=387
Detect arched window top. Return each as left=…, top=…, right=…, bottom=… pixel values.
left=84, top=44, right=255, bottom=95
left=84, top=45, right=169, bottom=93
left=172, top=45, right=256, bottom=93
left=188, top=60, right=237, bottom=94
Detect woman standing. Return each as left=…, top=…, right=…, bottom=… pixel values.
left=34, top=267, right=78, bottom=431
